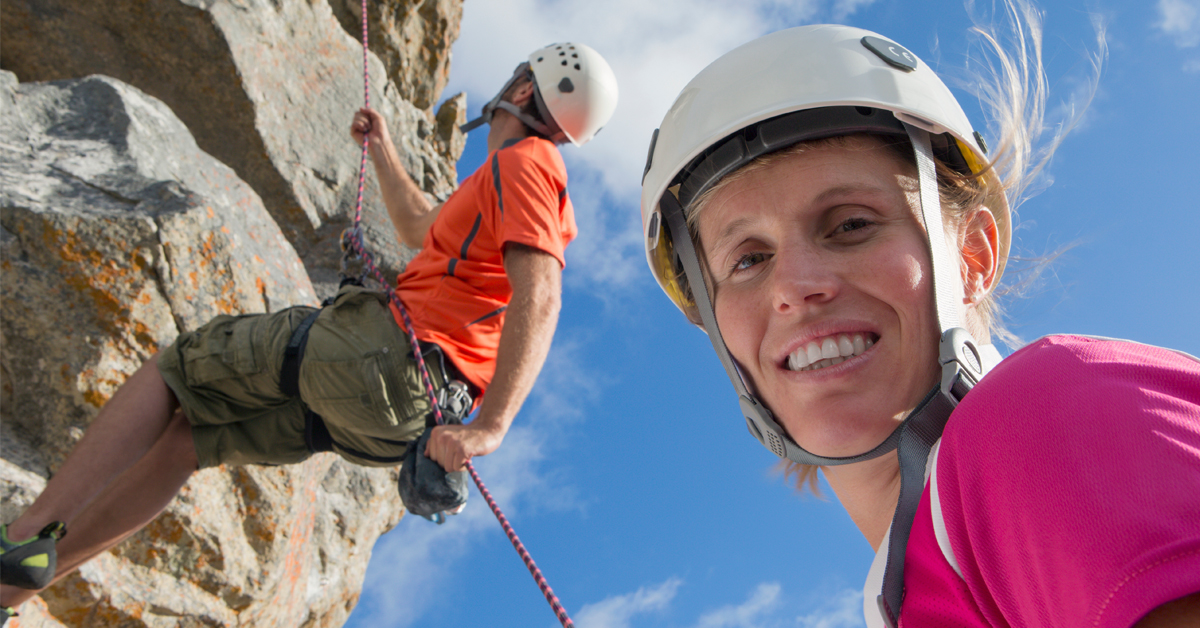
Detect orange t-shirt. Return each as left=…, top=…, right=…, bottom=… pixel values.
left=392, top=137, right=576, bottom=393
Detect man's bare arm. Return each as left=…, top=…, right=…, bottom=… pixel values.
left=424, top=244, right=562, bottom=472
left=350, top=107, right=441, bottom=248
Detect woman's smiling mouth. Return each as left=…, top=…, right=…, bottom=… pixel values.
left=786, top=332, right=878, bottom=371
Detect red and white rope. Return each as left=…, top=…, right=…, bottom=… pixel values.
left=348, top=2, right=574, bottom=625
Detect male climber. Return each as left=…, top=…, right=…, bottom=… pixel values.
left=0, top=42, right=618, bottom=622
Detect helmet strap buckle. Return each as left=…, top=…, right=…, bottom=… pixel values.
left=939, top=327, right=983, bottom=405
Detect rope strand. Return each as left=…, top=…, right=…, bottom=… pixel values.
left=351, top=2, right=574, bottom=625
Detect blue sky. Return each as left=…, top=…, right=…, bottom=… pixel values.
left=345, top=1, right=1200, bottom=626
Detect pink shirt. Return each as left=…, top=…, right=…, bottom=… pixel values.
left=898, top=335, right=1200, bottom=627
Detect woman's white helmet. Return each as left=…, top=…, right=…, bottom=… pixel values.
left=640, top=24, right=1008, bottom=467
left=643, top=24, right=1009, bottom=318
left=461, top=42, right=619, bottom=147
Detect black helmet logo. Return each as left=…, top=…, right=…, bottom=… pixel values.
left=861, top=36, right=918, bottom=72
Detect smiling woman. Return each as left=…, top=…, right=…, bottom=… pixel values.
left=697, top=138, right=949, bottom=461
left=639, top=2, right=1200, bottom=627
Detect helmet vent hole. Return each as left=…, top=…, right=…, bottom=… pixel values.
left=561, top=60, right=568, bottom=66
left=574, top=63, right=581, bottom=70
left=855, top=106, right=874, bottom=116
left=559, top=51, right=566, bottom=56
left=537, top=56, right=544, bottom=62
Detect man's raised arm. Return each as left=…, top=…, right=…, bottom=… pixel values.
left=350, top=107, right=441, bottom=249
left=423, top=243, right=562, bottom=471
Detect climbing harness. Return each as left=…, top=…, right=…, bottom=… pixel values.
left=342, top=3, right=576, bottom=625
left=278, top=306, right=462, bottom=465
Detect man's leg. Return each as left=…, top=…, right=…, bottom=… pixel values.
left=1, top=353, right=192, bottom=606
left=0, top=409, right=198, bottom=608
left=4, top=354, right=178, bottom=539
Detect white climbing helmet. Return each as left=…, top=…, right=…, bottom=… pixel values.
left=640, top=24, right=1008, bottom=466
left=461, top=42, right=618, bottom=147
left=528, top=42, right=619, bottom=146
left=643, top=24, right=1009, bottom=319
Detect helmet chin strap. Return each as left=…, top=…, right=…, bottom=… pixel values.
left=661, top=124, right=986, bottom=628
left=460, top=63, right=566, bottom=143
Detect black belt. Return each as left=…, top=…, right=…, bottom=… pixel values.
left=280, top=309, right=320, bottom=398
left=278, top=307, right=472, bottom=464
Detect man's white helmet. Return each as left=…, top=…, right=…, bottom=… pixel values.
left=640, top=24, right=1008, bottom=467
left=528, top=42, right=619, bottom=146
left=461, top=42, right=618, bottom=147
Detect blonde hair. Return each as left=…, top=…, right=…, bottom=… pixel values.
left=677, top=0, right=1106, bottom=494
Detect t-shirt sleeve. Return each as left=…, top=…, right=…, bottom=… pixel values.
left=938, top=335, right=1200, bottom=628
left=492, top=140, right=572, bottom=268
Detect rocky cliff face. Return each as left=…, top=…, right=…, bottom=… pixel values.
left=2, top=0, right=467, bottom=296
left=1, top=0, right=465, bottom=625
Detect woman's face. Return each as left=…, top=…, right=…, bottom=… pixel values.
left=697, top=137, right=941, bottom=457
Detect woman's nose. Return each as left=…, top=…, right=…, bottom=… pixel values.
left=771, top=247, right=838, bottom=314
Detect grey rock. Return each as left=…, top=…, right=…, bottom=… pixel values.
left=1, top=0, right=467, bottom=301
left=1, top=70, right=404, bottom=627
left=330, top=0, right=463, bottom=112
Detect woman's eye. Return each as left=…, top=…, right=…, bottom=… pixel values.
left=837, top=217, right=874, bottom=233
left=732, top=252, right=767, bottom=273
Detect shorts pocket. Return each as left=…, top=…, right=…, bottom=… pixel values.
left=302, top=351, right=423, bottom=441
left=182, top=315, right=263, bottom=388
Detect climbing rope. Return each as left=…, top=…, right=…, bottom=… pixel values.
left=346, top=2, right=575, bottom=626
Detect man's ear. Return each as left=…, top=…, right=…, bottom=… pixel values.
left=509, top=80, right=536, bottom=108
left=960, top=207, right=999, bottom=305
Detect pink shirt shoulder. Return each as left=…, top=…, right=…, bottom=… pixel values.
left=901, top=335, right=1200, bottom=627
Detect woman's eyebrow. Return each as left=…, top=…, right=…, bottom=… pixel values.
left=706, top=182, right=891, bottom=251
left=811, top=183, right=890, bottom=206
left=715, top=216, right=756, bottom=245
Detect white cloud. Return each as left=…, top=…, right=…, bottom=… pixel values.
left=830, top=0, right=879, bottom=22
left=350, top=496, right=493, bottom=626
left=693, top=582, right=782, bottom=628
left=796, top=588, right=864, bottom=628
left=1157, top=0, right=1200, bottom=48
left=574, top=577, right=683, bottom=628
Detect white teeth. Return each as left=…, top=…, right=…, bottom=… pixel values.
left=837, top=334, right=854, bottom=356
left=787, top=332, right=875, bottom=372
left=788, top=351, right=809, bottom=370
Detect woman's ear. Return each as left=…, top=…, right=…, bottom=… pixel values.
left=960, top=207, right=999, bottom=305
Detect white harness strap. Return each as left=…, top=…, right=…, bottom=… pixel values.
left=928, top=439, right=964, bottom=579
left=862, top=343, right=1004, bottom=626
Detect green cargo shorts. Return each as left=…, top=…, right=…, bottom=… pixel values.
left=158, top=285, right=451, bottom=468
